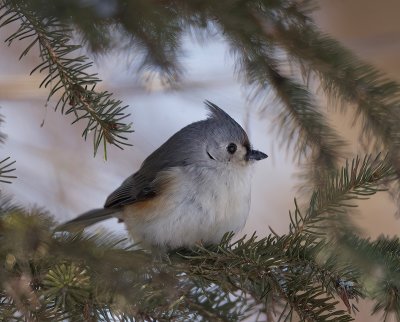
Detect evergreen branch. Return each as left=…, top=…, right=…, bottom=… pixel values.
left=0, top=0, right=133, bottom=157
left=259, top=64, right=346, bottom=184
left=16, top=0, right=184, bottom=81
left=0, top=116, right=14, bottom=184
left=175, top=233, right=357, bottom=321
left=268, top=19, right=400, bottom=211
left=266, top=16, right=400, bottom=156
left=290, top=154, right=395, bottom=236
left=338, top=235, right=400, bottom=321
left=0, top=157, right=16, bottom=184
left=123, top=4, right=183, bottom=82
left=0, top=198, right=360, bottom=321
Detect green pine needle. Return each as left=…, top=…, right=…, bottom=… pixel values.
left=0, top=0, right=133, bottom=157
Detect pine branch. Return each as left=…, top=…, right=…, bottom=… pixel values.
left=0, top=0, right=133, bottom=157
left=176, top=233, right=358, bottom=321
left=338, top=235, right=400, bottom=322
left=290, top=154, right=395, bottom=236
left=18, top=0, right=184, bottom=81
left=275, top=21, right=400, bottom=144
left=264, top=14, right=400, bottom=172
left=0, top=157, right=16, bottom=184
left=0, top=196, right=361, bottom=321
left=0, top=114, right=16, bottom=184
left=259, top=64, right=345, bottom=183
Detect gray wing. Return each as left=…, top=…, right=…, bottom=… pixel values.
left=104, top=149, right=189, bottom=209
left=104, top=118, right=206, bottom=209
left=104, top=172, right=157, bottom=208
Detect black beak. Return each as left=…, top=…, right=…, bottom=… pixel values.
left=247, top=149, right=268, bottom=161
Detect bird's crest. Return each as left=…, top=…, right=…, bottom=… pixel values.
left=204, top=100, right=250, bottom=146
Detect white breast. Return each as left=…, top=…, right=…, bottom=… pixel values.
left=122, top=164, right=253, bottom=249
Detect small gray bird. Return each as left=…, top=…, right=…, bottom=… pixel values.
left=60, top=101, right=267, bottom=249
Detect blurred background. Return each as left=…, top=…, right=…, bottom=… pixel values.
left=0, top=1, right=399, bottom=320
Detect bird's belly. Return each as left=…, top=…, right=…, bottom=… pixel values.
left=122, top=166, right=252, bottom=249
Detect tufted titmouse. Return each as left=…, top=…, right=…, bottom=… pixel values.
left=60, top=101, right=267, bottom=249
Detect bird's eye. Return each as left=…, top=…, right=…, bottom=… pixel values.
left=227, top=143, right=237, bottom=154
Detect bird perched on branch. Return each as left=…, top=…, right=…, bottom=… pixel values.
left=59, top=101, right=267, bottom=249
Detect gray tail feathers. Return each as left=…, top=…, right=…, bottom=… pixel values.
left=56, top=208, right=118, bottom=232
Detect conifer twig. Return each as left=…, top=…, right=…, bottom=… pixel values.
left=290, top=154, right=395, bottom=236
left=0, top=0, right=133, bottom=157
left=0, top=157, right=16, bottom=184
